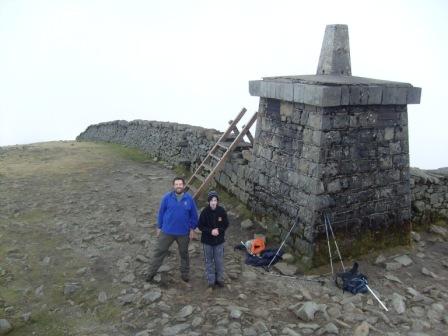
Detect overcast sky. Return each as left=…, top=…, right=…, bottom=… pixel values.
left=1, top=0, right=447, bottom=169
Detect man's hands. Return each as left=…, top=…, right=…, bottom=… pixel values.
left=211, top=228, right=219, bottom=236
left=189, top=229, right=196, bottom=240
left=156, top=228, right=161, bottom=237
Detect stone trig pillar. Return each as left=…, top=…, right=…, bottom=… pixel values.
left=248, top=24, right=421, bottom=267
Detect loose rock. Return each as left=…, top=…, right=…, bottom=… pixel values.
left=0, top=319, right=13, bottom=335
left=240, top=219, right=254, bottom=230
left=354, top=321, right=369, bottom=336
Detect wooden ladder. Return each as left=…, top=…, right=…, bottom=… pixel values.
left=185, top=108, right=258, bottom=200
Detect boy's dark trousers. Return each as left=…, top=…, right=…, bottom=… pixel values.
left=202, top=242, right=224, bottom=285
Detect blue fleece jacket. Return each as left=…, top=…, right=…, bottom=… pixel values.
left=157, top=191, right=198, bottom=235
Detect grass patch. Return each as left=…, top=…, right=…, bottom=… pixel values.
left=313, top=221, right=411, bottom=268
left=102, top=143, right=154, bottom=162
left=95, top=303, right=122, bottom=322
left=6, top=309, right=75, bottom=336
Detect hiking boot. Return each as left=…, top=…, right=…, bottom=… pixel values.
left=181, top=274, right=190, bottom=283
left=215, top=280, right=224, bottom=288
left=206, top=283, right=215, bottom=293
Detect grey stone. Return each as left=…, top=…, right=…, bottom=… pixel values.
left=282, top=253, right=294, bottom=262
left=253, top=320, right=271, bottom=336
left=21, top=313, right=31, bottom=322
left=98, top=291, right=108, bottom=303
left=121, top=273, right=136, bottom=283
left=385, top=262, right=402, bottom=271
left=384, top=274, right=402, bottom=284
left=411, top=231, right=421, bottom=242
left=281, top=327, right=302, bottom=336
left=177, top=305, right=194, bottom=318
left=242, top=270, right=257, bottom=281
left=118, top=293, right=135, bottom=305
left=319, top=322, right=339, bottom=335
left=391, top=293, right=406, bottom=314
left=142, top=289, right=162, bottom=304
left=429, top=225, right=448, bottom=239
left=294, top=301, right=320, bottom=321
left=421, top=267, right=438, bottom=278
left=240, top=219, right=254, bottom=230
left=407, top=87, right=422, bottom=104
left=316, top=24, right=351, bottom=76
left=135, top=331, right=151, bottom=336
left=243, top=327, right=258, bottom=336
left=191, top=316, right=203, bottom=327
left=353, top=321, right=369, bottom=336
left=394, top=255, right=413, bottom=266
left=230, top=308, right=242, bottom=319
left=63, top=283, right=81, bottom=296
left=0, top=319, right=13, bottom=335
left=273, top=262, right=297, bottom=276
left=35, top=285, right=44, bottom=297
left=161, top=323, right=190, bottom=336
left=136, top=254, right=149, bottom=263
left=374, top=254, right=386, bottom=265
left=297, top=322, right=320, bottom=330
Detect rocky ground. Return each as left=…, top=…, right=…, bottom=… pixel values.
left=0, top=141, right=447, bottom=336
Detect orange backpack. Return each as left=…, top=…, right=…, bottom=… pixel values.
left=249, top=238, right=266, bottom=256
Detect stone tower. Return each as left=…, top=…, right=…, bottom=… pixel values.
left=248, top=25, right=421, bottom=267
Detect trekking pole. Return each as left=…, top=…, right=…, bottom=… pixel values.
left=324, top=214, right=334, bottom=276
left=365, top=284, right=389, bottom=312
left=325, top=212, right=346, bottom=272
left=265, top=215, right=299, bottom=271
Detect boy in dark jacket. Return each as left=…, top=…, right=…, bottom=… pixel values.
left=198, top=191, right=229, bottom=288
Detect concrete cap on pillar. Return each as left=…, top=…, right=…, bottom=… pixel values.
left=316, top=24, right=351, bottom=76
left=249, top=24, right=421, bottom=105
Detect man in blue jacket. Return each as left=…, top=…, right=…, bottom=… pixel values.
left=146, top=177, right=198, bottom=284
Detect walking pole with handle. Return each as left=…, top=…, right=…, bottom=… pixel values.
left=265, top=214, right=300, bottom=271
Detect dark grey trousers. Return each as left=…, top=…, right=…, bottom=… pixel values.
left=147, top=232, right=190, bottom=278
left=203, top=243, right=224, bottom=285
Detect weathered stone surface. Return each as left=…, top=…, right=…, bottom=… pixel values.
left=161, top=323, right=190, bottom=336
left=0, top=319, right=13, bottom=335
left=353, top=321, right=369, bottom=336
left=317, top=24, right=351, bottom=76
left=63, top=283, right=81, bottom=296
left=240, top=219, right=254, bottom=230
left=391, top=293, right=406, bottom=314
left=293, top=301, right=320, bottom=321
left=177, top=305, right=194, bottom=318
left=142, top=289, right=162, bottom=304
left=394, top=255, right=413, bottom=267
left=273, top=262, right=297, bottom=276
left=98, top=291, right=108, bottom=303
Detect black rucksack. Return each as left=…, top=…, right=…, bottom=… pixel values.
left=335, top=262, right=368, bottom=294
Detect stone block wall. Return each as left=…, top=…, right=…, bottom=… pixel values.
left=318, top=104, right=411, bottom=234
left=411, top=168, right=448, bottom=225
left=77, top=120, right=221, bottom=167
left=77, top=118, right=447, bottom=264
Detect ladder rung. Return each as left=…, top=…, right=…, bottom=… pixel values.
left=217, top=143, right=228, bottom=150
left=210, top=153, right=221, bottom=161
left=187, top=184, right=197, bottom=194
left=203, top=164, right=213, bottom=171
left=194, top=174, right=205, bottom=182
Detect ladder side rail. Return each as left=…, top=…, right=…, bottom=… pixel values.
left=193, top=112, right=258, bottom=199
left=186, top=108, right=246, bottom=189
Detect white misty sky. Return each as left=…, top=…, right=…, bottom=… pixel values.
left=0, top=0, right=447, bottom=169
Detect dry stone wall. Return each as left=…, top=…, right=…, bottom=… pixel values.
left=411, top=168, right=448, bottom=225
left=77, top=119, right=447, bottom=236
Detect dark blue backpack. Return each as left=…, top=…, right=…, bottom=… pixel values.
left=335, top=262, right=368, bottom=294
left=245, top=248, right=284, bottom=267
